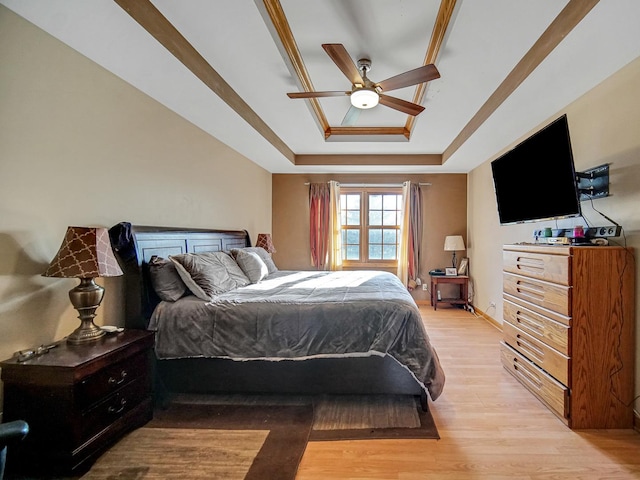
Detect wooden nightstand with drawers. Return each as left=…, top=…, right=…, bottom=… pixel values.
left=0, top=329, right=154, bottom=475
left=500, top=244, right=635, bottom=429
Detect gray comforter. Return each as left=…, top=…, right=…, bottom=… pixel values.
left=149, top=270, right=445, bottom=400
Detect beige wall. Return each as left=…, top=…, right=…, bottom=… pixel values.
left=272, top=173, right=467, bottom=304
left=468, top=55, right=640, bottom=413
left=6, top=1, right=637, bottom=419
left=0, top=7, right=272, bottom=366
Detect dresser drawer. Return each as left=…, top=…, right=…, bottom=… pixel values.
left=503, top=297, right=570, bottom=354
left=500, top=342, right=569, bottom=421
left=77, top=351, right=148, bottom=409
left=80, top=376, right=150, bottom=443
left=503, top=321, right=569, bottom=385
left=503, top=249, right=570, bottom=285
left=504, top=272, right=571, bottom=316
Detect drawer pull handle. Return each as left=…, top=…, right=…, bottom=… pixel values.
left=513, top=362, right=543, bottom=390
left=108, top=398, right=127, bottom=414
left=516, top=333, right=544, bottom=355
left=516, top=334, right=544, bottom=363
left=108, top=370, right=128, bottom=386
left=515, top=311, right=544, bottom=334
left=515, top=256, right=545, bottom=275
left=515, top=280, right=544, bottom=301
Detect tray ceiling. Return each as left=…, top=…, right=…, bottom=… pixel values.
left=2, top=0, right=639, bottom=173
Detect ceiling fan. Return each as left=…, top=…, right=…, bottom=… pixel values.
left=287, top=43, right=440, bottom=126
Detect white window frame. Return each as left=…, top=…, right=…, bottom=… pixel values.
left=340, top=186, right=403, bottom=268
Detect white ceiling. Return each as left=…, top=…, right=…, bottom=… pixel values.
left=2, top=0, right=640, bottom=174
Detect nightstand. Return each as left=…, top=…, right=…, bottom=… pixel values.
left=430, top=274, right=469, bottom=310
left=0, top=329, right=154, bottom=475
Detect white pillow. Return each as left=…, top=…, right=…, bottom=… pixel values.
left=235, top=249, right=269, bottom=283
left=169, top=251, right=250, bottom=300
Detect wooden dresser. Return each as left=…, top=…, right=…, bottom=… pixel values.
left=0, top=329, right=154, bottom=474
left=500, top=244, right=635, bottom=429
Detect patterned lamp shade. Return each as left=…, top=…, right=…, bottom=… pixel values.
left=255, top=233, right=276, bottom=254
left=43, top=226, right=123, bottom=279
left=43, top=227, right=122, bottom=344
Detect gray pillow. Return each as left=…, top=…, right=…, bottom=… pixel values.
left=231, top=247, right=278, bottom=274
left=148, top=256, right=188, bottom=302
left=235, top=249, right=269, bottom=283
left=169, top=251, right=250, bottom=300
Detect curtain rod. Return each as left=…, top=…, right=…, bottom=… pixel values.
left=304, top=182, right=431, bottom=187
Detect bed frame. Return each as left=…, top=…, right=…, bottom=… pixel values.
left=109, top=223, right=427, bottom=408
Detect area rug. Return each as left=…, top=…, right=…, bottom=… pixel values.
left=82, top=403, right=313, bottom=480
left=78, top=394, right=438, bottom=480
left=309, top=394, right=440, bottom=441
left=169, top=393, right=440, bottom=440
left=81, top=427, right=269, bottom=480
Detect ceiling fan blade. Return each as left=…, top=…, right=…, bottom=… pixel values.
left=378, top=94, right=425, bottom=116
left=287, top=91, right=349, bottom=98
left=341, top=105, right=361, bottom=126
left=376, top=64, right=440, bottom=92
left=322, top=43, right=364, bottom=86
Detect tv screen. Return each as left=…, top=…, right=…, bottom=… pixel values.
left=491, top=115, right=581, bottom=225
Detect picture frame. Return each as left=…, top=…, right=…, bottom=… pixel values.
left=458, top=258, right=469, bottom=276
left=445, top=267, right=457, bottom=276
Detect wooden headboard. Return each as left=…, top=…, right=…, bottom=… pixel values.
left=109, top=223, right=251, bottom=329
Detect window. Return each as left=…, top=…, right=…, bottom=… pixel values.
left=340, top=187, right=403, bottom=267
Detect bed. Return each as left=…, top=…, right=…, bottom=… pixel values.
left=109, top=223, right=445, bottom=410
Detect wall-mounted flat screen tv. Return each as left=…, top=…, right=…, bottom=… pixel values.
left=491, top=115, right=581, bottom=225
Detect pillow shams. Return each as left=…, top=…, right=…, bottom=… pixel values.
left=148, top=255, right=188, bottom=302
left=170, top=251, right=250, bottom=301
left=235, top=249, right=269, bottom=283
left=230, top=247, right=278, bottom=274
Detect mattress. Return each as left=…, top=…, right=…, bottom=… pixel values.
left=149, top=270, right=445, bottom=400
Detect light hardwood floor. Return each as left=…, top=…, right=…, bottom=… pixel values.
left=297, top=306, right=640, bottom=480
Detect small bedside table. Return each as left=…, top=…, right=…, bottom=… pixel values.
left=0, top=329, right=154, bottom=475
left=430, top=274, right=469, bottom=310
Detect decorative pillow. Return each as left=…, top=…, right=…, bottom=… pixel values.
left=169, top=251, right=250, bottom=300
left=230, top=247, right=278, bottom=274
left=235, top=249, right=269, bottom=284
left=148, top=256, right=188, bottom=302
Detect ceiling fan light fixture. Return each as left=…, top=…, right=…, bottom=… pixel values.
left=350, top=88, right=379, bottom=109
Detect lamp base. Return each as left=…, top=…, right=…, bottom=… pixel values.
left=67, top=322, right=105, bottom=345
left=67, top=278, right=106, bottom=345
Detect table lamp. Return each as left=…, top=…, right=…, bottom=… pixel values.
left=256, top=233, right=276, bottom=254
left=444, top=235, right=465, bottom=269
left=43, top=226, right=123, bottom=344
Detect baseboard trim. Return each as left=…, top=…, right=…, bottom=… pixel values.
left=473, top=306, right=502, bottom=331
